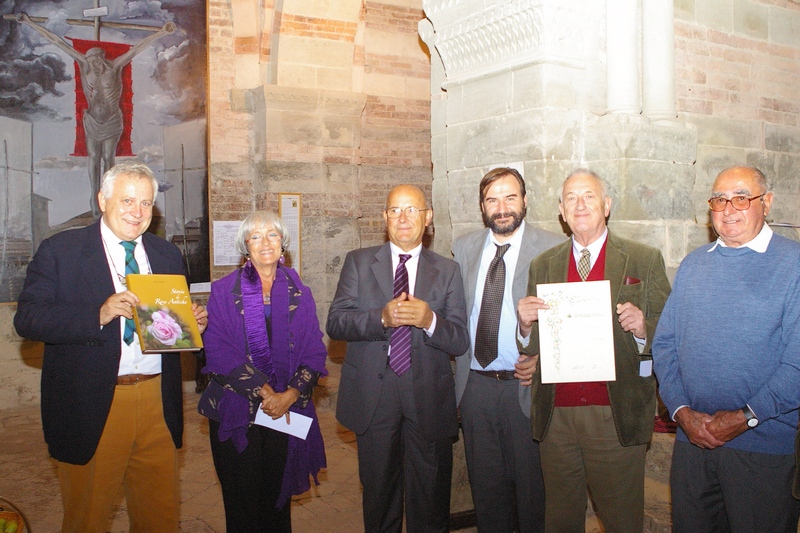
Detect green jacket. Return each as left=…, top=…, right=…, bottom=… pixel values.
left=520, top=232, right=671, bottom=446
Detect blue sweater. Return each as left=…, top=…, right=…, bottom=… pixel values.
left=653, top=234, right=800, bottom=454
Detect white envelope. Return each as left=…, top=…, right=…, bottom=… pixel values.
left=254, top=409, right=312, bottom=440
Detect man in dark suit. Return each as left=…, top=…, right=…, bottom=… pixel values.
left=327, top=184, right=470, bottom=533
left=517, top=168, right=670, bottom=533
left=452, top=167, right=563, bottom=532
left=14, top=163, right=207, bottom=532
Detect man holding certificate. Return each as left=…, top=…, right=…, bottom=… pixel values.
left=517, top=168, right=671, bottom=533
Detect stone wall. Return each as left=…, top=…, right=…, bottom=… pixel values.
left=421, top=0, right=800, bottom=277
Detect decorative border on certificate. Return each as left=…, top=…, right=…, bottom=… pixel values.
left=537, top=280, right=616, bottom=384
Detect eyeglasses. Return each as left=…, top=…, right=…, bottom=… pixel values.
left=246, top=232, right=282, bottom=244
left=707, top=194, right=765, bottom=212
left=385, top=206, right=428, bottom=219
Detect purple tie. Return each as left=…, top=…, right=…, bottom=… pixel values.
left=389, top=254, right=412, bottom=376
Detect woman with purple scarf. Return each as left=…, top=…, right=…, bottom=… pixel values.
left=198, top=210, right=327, bottom=531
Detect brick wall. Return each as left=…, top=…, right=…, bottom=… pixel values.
left=207, top=0, right=433, bottom=313
left=674, top=0, right=800, bottom=242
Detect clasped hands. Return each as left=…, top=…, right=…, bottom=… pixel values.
left=516, top=296, right=646, bottom=339
left=258, top=383, right=301, bottom=421
left=382, top=292, right=433, bottom=330
left=99, top=291, right=208, bottom=333
left=674, top=407, right=749, bottom=450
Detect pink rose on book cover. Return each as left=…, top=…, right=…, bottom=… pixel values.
left=147, top=310, right=183, bottom=346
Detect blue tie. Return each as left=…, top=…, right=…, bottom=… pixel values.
left=121, top=241, right=139, bottom=345
left=389, top=254, right=412, bottom=376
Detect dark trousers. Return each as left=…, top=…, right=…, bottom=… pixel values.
left=356, top=366, right=453, bottom=533
left=671, top=439, right=800, bottom=533
left=209, top=419, right=291, bottom=533
left=460, top=372, right=545, bottom=533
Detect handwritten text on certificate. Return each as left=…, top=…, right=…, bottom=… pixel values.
left=536, top=280, right=616, bottom=384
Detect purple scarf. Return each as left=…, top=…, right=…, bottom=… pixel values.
left=241, top=260, right=291, bottom=390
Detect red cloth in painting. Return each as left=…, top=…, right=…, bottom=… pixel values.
left=69, top=38, right=134, bottom=157
left=553, top=240, right=611, bottom=407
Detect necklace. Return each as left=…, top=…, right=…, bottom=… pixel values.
left=263, top=293, right=271, bottom=304
left=101, top=237, right=151, bottom=288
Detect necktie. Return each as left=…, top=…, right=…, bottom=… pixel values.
left=577, top=248, right=591, bottom=281
left=121, top=240, right=140, bottom=345
left=475, top=243, right=510, bottom=368
left=389, top=254, right=412, bottom=376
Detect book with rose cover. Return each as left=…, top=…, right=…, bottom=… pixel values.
left=126, top=274, right=204, bottom=353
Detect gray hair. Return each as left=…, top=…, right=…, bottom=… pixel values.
left=235, top=210, right=291, bottom=256
left=560, top=168, right=609, bottom=203
left=100, top=163, right=159, bottom=202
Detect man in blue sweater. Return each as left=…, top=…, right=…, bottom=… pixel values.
left=653, top=166, right=800, bottom=531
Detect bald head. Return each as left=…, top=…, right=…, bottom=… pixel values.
left=383, top=185, right=432, bottom=252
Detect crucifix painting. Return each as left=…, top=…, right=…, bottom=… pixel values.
left=15, top=12, right=176, bottom=216
left=0, top=0, right=208, bottom=301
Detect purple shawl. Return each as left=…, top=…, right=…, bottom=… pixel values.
left=198, top=262, right=328, bottom=507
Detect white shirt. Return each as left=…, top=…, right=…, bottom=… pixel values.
left=100, top=219, right=161, bottom=376
left=470, top=221, right=525, bottom=371
left=708, top=223, right=773, bottom=253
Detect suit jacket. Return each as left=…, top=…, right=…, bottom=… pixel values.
left=327, top=243, right=470, bottom=441
left=521, top=232, right=670, bottom=446
left=453, top=223, right=565, bottom=417
left=14, top=221, right=186, bottom=464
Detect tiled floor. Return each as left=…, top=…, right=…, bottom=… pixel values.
left=0, top=392, right=371, bottom=533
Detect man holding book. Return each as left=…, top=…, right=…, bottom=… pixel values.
left=14, top=163, right=207, bottom=531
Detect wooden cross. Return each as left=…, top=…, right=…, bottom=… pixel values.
left=3, top=2, right=162, bottom=38
left=83, top=0, right=109, bottom=41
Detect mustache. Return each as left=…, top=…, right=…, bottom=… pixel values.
left=490, top=212, right=517, bottom=221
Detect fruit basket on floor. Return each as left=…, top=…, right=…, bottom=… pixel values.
left=0, top=498, right=26, bottom=533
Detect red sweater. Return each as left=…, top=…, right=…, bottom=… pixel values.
left=553, top=241, right=611, bottom=407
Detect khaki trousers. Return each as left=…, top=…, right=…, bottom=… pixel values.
left=539, top=405, right=646, bottom=533
left=57, top=375, right=179, bottom=532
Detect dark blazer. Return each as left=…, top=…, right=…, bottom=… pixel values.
left=521, top=232, right=671, bottom=446
left=14, top=221, right=185, bottom=465
left=453, top=223, right=565, bottom=417
left=327, top=243, right=470, bottom=441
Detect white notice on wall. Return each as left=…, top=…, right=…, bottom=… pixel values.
left=213, top=221, right=243, bottom=266
left=279, top=193, right=302, bottom=274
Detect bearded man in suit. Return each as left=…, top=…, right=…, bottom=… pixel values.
left=327, top=184, right=469, bottom=533
left=453, top=167, right=563, bottom=532
left=517, top=168, right=670, bottom=533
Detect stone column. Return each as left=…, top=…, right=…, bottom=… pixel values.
left=642, top=0, right=677, bottom=121
left=606, top=0, right=640, bottom=115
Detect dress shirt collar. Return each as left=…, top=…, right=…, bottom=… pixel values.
left=389, top=242, right=423, bottom=261
left=708, top=223, right=772, bottom=253
left=571, top=228, right=608, bottom=268
left=100, top=217, right=143, bottom=247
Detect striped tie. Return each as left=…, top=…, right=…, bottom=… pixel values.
left=389, top=254, right=412, bottom=376
left=577, top=248, right=591, bottom=281
left=121, top=240, right=139, bottom=345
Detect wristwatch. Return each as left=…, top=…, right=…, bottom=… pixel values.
left=742, top=405, right=759, bottom=428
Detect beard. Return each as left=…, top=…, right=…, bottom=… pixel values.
left=483, top=206, right=526, bottom=236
